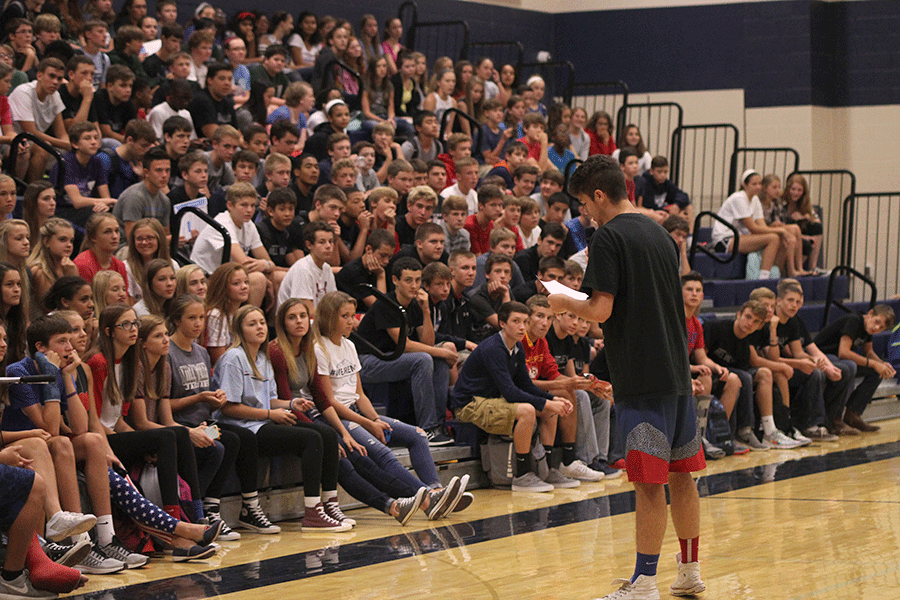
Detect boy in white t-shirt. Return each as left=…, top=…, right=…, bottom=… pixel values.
left=190, top=182, right=279, bottom=306
left=277, top=220, right=336, bottom=315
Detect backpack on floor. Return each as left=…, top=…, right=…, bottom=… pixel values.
left=705, top=397, right=734, bottom=456
left=480, top=435, right=516, bottom=487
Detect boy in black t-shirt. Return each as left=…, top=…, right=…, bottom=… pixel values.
left=334, top=229, right=393, bottom=313
left=814, top=304, right=896, bottom=431
left=548, top=154, right=704, bottom=600
left=95, top=64, right=138, bottom=146
left=355, top=257, right=456, bottom=445
left=469, top=254, right=513, bottom=343
left=256, top=187, right=302, bottom=269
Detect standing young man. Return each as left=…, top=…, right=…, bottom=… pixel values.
left=549, top=155, right=705, bottom=600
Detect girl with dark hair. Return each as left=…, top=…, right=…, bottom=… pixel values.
left=73, top=214, right=128, bottom=295
left=132, top=259, right=176, bottom=318
left=21, top=181, right=55, bottom=245
left=0, top=262, right=26, bottom=364
left=380, top=17, right=402, bottom=75
left=214, top=304, right=350, bottom=532
left=586, top=110, right=616, bottom=156
left=204, top=262, right=249, bottom=366
left=258, top=11, right=292, bottom=56
left=357, top=14, right=381, bottom=65
left=43, top=275, right=95, bottom=347
left=782, top=173, right=825, bottom=272
left=86, top=305, right=213, bottom=549
left=612, top=124, right=652, bottom=174
left=230, top=11, right=260, bottom=64
left=288, top=11, right=320, bottom=69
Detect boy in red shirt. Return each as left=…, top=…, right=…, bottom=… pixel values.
left=436, top=133, right=472, bottom=188
left=517, top=113, right=551, bottom=172
left=464, top=185, right=503, bottom=255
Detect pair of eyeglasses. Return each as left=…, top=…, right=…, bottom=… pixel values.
left=115, top=320, right=141, bottom=331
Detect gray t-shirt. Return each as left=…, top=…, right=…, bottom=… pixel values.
left=113, top=182, right=171, bottom=244
left=205, top=150, right=235, bottom=194
left=168, top=341, right=214, bottom=427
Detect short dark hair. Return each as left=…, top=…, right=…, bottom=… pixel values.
left=270, top=119, right=300, bottom=141
left=365, top=229, right=395, bottom=252
left=662, top=215, right=689, bottom=235
left=547, top=192, right=570, bottom=208
left=538, top=256, right=566, bottom=274
left=513, top=164, right=539, bottom=180
left=617, top=146, right=639, bottom=164
left=414, top=110, right=437, bottom=128
left=161, top=23, right=184, bottom=39
left=498, top=301, right=530, bottom=324
left=163, top=115, right=193, bottom=137
left=484, top=253, right=514, bottom=275
left=178, top=150, right=207, bottom=175
left=540, top=221, right=567, bottom=242
left=27, top=314, right=72, bottom=356
left=568, top=154, right=628, bottom=204
left=392, top=256, right=423, bottom=280
left=105, top=64, right=134, bottom=85
left=477, top=184, right=504, bottom=206
left=264, top=44, right=288, bottom=59
left=66, top=55, right=94, bottom=74
left=142, top=146, right=170, bottom=169
left=415, top=222, right=444, bottom=242
left=651, top=155, right=668, bottom=170
left=233, top=149, right=259, bottom=169
left=505, top=141, right=528, bottom=156
left=302, top=220, right=334, bottom=248
left=313, top=184, right=345, bottom=206
left=426, top=160, right=446, bottom=173
left=267, top=187, right=297, bottom=210
left=681, top=270, right=704, bottom=287
left=205, top=62, right=233, bottom=83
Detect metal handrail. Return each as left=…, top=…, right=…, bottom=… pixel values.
left=322, top=59, right=363, bottom=111
left=350, top=284, right=407, bottom=362
left=4, top=132, right=65, bottom=196
left=169, top=207, right=231, bottom=269
left=464, top=40, right=524, bottom=73
left=823, top=266, right=876, bottom=329
left=689, top=211, right=741, bottom=267
left=439, top=107, right=482, bottom=156
left=408, top=20, right=470, bottom=61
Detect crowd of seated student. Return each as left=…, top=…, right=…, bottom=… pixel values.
left=0, top=1, right=887, bottom=592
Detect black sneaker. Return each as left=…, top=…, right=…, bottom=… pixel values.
left=425, top=428, right=453, bottom=446
left=44, top=539, right=92, bottom=567
left=588, top=460, right=624, bottom=479
left=238, top=504, right=281, bottom=534
left=206, top=512, right=240, bottom=541
left=172, top=545, right=216, bottom=563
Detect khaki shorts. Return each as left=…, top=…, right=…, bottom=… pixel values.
left=455, top=396, right=519, bottom=435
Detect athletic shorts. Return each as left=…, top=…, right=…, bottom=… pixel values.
left=0, top=464, right=35, bottom=530
left=455, top=396, right=518, bottom=436
left=617, top=394, right=706, bottom=484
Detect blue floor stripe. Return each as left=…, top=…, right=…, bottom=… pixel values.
left=68, top=439, right=900, bottom=599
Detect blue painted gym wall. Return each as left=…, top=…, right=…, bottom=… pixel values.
left=552, top=0, right=899, bottom=108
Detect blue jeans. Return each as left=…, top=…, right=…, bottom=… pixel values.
left=358, top=352, right=450, bottom=431
left=345, top=413, right=440, bottom=489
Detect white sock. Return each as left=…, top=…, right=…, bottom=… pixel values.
left=322, top=490, right=337, bottom=503
left=761, top=415, right=777, bottom=437
left=95, top=515, right=115, bottom=547
left=758, top=270, right=770, bottom=280
left=242, top=492, right=259, bottom=509
left=304, top=496, right=321, bottom=509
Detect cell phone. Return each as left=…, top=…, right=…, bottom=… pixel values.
left=204, top=424, right=221, bottom=440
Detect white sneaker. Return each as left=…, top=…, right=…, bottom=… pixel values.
left=511, top=472, right=553, bottom=493
left=0, top=570, right=57, bottom=599
left=593, top=575, right=660, bottom=600
left=558, top=459, right=604, bottom=482
left=790, top=428, right=812, bottom=446
left=44, top=511, right=97, bottom=542
left=670, top=552, right=705, bottom=596
left=736, top=427, right=770, bottom=451
left=764, top=430, right=803, bottom=449
left=543, top=468, right=580, bottom=488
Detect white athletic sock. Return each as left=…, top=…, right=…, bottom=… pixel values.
left=304, top=496, right=321, bottom=509
left=758, top=270, right=770, bottom=280
left=761, top=415, right=777, bottom=437
left=322, top=490, right=338, bottom=503
left=95, top=515, right=115, bottom=547
left=242, top=492, right=259, bottom=509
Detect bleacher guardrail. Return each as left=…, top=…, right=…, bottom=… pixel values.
left=841, top=192, right=900, bottom=301
left=408, top=19, right=470, bottom=63
left=322, top=59, right=364, bottom=112
left=351, top=284, right=407, bottom=361
left=615, top=102, right=683, bottom=161
left=439, top=108, right=482, bottom=157
left=4, top=132, right=64, bottom=197
left=570, top=81, right=629, bottom=127
left=727, top=147, right=799, bottom=194
left=169, top=207, right=231, bottom=269
left=688, top=211, right=741, bottom=268
left=670, top=124, right=739, bottom=216
left=823, top=266, right=876, bottom=329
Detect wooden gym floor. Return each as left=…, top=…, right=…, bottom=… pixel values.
left=63, top=418, right=900, bottom=600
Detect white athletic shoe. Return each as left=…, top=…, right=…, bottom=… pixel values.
left=558, top=459, right=604, bottom=482
left=593, top=575, right=660, bottom=600
left=764, top=430, right=804, bottom=449
left=670, top=552, right=705, bottom=596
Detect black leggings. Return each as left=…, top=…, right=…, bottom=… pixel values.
left=107, top=427, right=202, bottom=506
left=222, top=421, right=340, bottom=498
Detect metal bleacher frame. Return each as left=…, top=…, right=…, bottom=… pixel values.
left=688, top=211, right=740, bottom=270
left=4, top=132, right=64, bottom=197
left=841, top=191, right=900, bottom=302
left=570, top=81, right=629, bottom=124
left=399, top=1, right=469, bottom=64
left=464, top=40, right=524, bottom=75
left=520, top=60, right=576, bottom=106
left=727, top=147, right=800, bottom=194
left=439, top=108, right=482, bottom=156
left=616, top=102, right=683, bottom=161
left=670, top=124, right=739, bottom=216
left=322, top=59, right=364, bottom=112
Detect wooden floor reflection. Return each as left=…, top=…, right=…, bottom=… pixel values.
left=66, top=418, right=900, bottom=600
